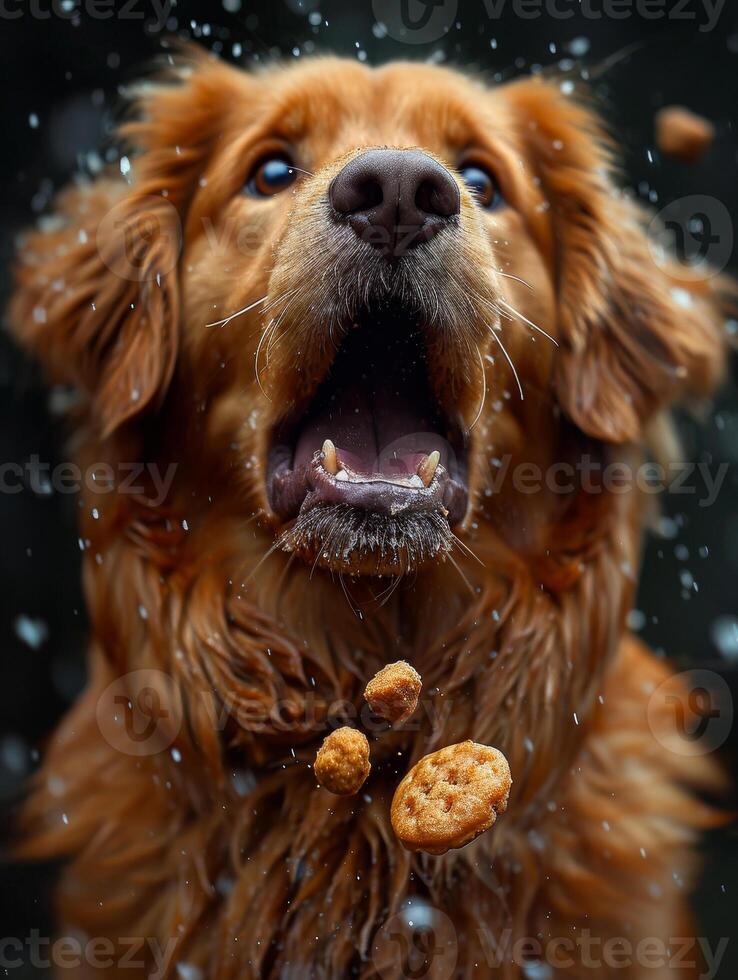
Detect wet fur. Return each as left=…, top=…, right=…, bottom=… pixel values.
left=8, top=51, right=731, bottom=978
left=279, top=503, right=454, bottom=576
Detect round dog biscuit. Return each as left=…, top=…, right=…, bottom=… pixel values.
left=391, top=741, right=511, bottom=855
left=655, top=106, right=714, bottom=163
left=314, top=726, right=371, bottom=796
left=364, top=661, right=422, bottom=724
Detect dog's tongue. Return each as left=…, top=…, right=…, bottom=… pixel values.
left=293, top=327, right=449, bottom=476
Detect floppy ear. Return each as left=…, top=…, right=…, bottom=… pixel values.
left=507, top=78, right=730, bottom=443
left=8, top=51, right=242, bottom=438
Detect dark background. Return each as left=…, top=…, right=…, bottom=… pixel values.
left=1, top=0, right=737, bottom=974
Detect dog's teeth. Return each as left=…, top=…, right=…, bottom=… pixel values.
left=322, top=439, right=338, bottom=475
left=335, top=469, right=349, bottom=481
left=417, top=450, right=440, bottom=487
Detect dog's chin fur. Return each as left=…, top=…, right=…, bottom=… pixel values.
left=8, top=50, right=731, bottom=979
left=278, top=504, right=454, bottom=576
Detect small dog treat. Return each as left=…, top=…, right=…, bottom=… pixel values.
left=391, top=741, right=511, bottom=855
left=656, top=106, right=714, bottom=163
left=364, top=661, right=422, bottom=724
left=314, top=727, right=371, bottom=796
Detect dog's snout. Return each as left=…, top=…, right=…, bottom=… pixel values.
left=329, top=149, right=460, bottom=257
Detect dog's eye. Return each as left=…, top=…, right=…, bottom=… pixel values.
left=245, top=156, right=298, bottom=197
left=459, top=164, right=503, bottom=210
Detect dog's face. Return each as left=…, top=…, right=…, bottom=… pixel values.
left=181, top=59, right=563, bottom=577
left=11, top=54, right=725, bottom=583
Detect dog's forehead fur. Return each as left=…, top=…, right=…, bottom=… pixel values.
left=220, top=58, right=514, bottom=149
left=189, top=55, right=542, bottom=230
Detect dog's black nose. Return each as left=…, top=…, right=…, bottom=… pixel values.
left=329, top=148, right=460, bottom=258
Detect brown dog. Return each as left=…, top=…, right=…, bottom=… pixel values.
left=9, top=51, right=729, bottom=978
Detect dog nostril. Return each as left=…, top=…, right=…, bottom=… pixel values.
left=415, top=178, right=458, bottom=220
left=355, top=178, right=383, bottom=212
left=330, top=170, right=383, bottom=216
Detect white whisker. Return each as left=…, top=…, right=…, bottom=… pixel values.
left=451, top=532, right=486, bottom=568
left=206, top=294, right=267, bottom=328
left=447, top=553, right=476, bottom=597
left=469, top=345, right=487, bottom=431
left=498, top=298, right=558, bottom=347
left=338, top=572, right=363, bottom=618
left=264, top=288, right=305, bottom=365
left=375, top=574, right=404, bottom=608
left=496, top=270, right=534, bottom=290
left=254, top=318, right=274, bottom=400
left=253, top=287, right=308, bottom=396
left=310, top=540, right=327, bottom=581
left=262, top=286, right=299, bottom=315
left=243, top=536, right=282, bottom=584
left=488, top=324, right=524, bottom=400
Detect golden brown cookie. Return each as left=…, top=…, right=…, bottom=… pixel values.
left=391, top=741, right=511, bottom=855
left=656, top=106, right=714, bottom=164
left=313, top=727, right=371, bottom=796
left=364, top=661, right=422, bottom=725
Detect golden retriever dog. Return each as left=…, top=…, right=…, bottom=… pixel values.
left=8, top=49, right=730, bottom=979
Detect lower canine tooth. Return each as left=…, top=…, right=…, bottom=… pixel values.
left=335, top=469, right=349, bottom=481
left=417, top=450, right=440, bottom=487
left=322, top=439, right=338, bottom=475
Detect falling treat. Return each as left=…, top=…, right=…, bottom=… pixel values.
left=364, top=661, right=422, bottom=725
left=655, top=106, right=714, bottom=163
left=314, top=726, right=371, bottom=796
left=391, top=741, right=511, bottom=855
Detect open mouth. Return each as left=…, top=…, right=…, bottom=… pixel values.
left=267, top=305, right=470, bottom=575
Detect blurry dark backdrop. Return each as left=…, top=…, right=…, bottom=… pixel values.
left=1, top=0, right=737, bottom=974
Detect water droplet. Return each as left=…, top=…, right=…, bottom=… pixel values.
left=568, top=37, right=590, bottom=57
left=14, top=615, right=48, bottom=650
left=711, top=615, right=738, bottom=661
